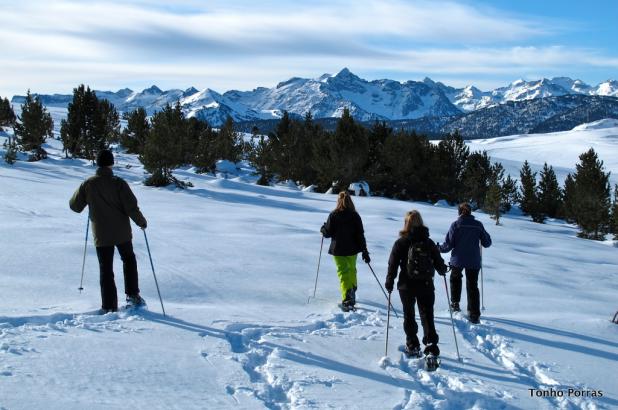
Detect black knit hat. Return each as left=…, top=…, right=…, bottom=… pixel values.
left=96, top=149, right=114, bottom=167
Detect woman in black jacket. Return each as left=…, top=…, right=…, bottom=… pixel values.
left=385, top=210, right=447, bottom=358
left=321, top=191, right=370, bottom=311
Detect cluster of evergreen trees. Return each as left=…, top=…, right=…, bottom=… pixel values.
left=60, top=85, right=120, bottom=162
left=1, top=92, right=53, bottom=163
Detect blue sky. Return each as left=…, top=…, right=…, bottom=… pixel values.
left=0, top=0, right=616, bottom=97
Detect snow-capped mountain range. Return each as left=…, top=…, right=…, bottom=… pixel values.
left=10, top=69, right=618, bottom=127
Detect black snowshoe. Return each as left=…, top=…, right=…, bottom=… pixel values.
left=125, top=294, right=146, bottom=310
left=424, top=354, right=440, bottom=371
left=404, top=345, right=422, bottom=358
left=450, top=302, right=461, bottom=312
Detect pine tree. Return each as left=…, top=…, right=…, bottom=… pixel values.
left=0, top=97, right=16, bottom=129
left=501, top=174, right=519, bottom=213
left=561, top=173, right=577, bottom=223
left=4, top=138, right=17, bottom=164
left=94, top=99, right=120, bottom=146
left=484, top=162, right=505, bottom=224
left=215, top=116, right=242, bottom=163
left=434, top=130, right=469, bottom=203
left=247, top=133, right=273, bottom=185
left=13, top=90, right=53, bottom=161
left=461, top=151, right=492, bottom=209
left=571, top=148, right=611, bottom=239
left=519, top=161, right=537, bottom=214
left=60, top=85, right=99, bottom=160
left=538, top=163, right=562, bottom=219
left=193, top=121, right=218, bottom=174
left=610, top=184, right=618, bottom=240
left=121, top=108, right=149, bottom=154
left=140, top=104, right=186, bottom=187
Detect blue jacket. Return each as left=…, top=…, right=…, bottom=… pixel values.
left=439, top=215, right=491, bottom=269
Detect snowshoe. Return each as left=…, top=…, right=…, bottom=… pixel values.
left=424, top=354, right=440, bottom=371
left=125, top=295, right=146, bottom=310
left=338, top=302, right=356, bottom=312
left=450, top=302, right=461, bottom=312
left=404, top=345, right=422, bottom=358
left=98, top=307, right=118, bottom=315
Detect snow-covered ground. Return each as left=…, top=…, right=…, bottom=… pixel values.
left=1, top=123, right=617, bottom=409
left=466, top=119, right=618, bottom=186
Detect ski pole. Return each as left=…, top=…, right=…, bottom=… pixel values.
left=385, top=291, right=392, bottom=356
left=366, top=262, right=399, bottom=318
left=143, top=229, right=166, bottom=316
left=442, top=275, right=461, bottom=362
left=78, top=212, right=90, bottom=292
left=480, top=245, right=485, bottom=311
left=308, top=236, right=324, bottom=304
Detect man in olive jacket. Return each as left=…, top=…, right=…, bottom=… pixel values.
left=70, top=149, right=148, bottom=312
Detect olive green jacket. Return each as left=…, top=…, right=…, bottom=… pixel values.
left=70, top=167, right=147, bottom=247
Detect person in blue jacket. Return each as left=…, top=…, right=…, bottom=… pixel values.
left=439, top=203, right=492, bottom=323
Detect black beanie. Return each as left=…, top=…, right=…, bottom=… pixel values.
left=96, top=149, right=114, bottom=167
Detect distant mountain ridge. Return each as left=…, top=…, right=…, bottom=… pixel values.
left=10, top=69, right=618, bottom=137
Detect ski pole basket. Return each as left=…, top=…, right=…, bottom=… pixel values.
left=612, top=311, right=618, bottom=324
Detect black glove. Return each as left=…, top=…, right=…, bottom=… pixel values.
left=385, top=281, right=394, bottom=293
left=362, top=250, right=371, bottom=264
left=435, top=241, right=440, bottom=248
left=139, top=219, right=148, bottom=229
left=437, top=266, right=447, bottom=276
left=320, top=223, right=328, bottom=237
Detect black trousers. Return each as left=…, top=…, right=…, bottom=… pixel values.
left=399, top=283, right=439, bottom=350
left=95, top=241, right=140, bottom=310
left=450, top=267, right=480, bottom=317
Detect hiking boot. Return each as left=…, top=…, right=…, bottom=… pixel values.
left=126, top=294, right=146, bottom=307
left=99, top=307, right=118, bottom=314
left=450, top=302, right=461, bottom=312
left=468, top=314, right=480, bottom=324
left=344, top=288, right=356, bottom=308
left=404, top=344, right=422, bottom=358
left=424, top=343, right=440, bottom=357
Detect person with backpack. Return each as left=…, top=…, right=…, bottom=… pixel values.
left=321, top=191, right=370, bottom=312
left=439, top=203, right=492, bottom=324
left=385, top=210, right=447, bottom=359
left=69, top=149, right=148, bottom=313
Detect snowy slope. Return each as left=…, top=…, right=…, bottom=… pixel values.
left=466, top=118, right=618, bottom=186
left=1, top=125, right=617, bottom=409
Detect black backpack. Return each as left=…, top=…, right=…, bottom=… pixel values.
left=406, top=240, right=435, bottom=280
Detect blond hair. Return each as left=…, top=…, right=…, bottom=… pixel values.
left=335, top=191, right=356, bottom=212
left=399, top=210, right=425, bottom=236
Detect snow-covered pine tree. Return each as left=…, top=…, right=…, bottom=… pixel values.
left=13, top=90, right=53, bottom=161
left=519, top=160, right=544, bottom=223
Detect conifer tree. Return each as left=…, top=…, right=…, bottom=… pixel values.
left=434, top=130, right=469, bottom=203
left=140, top=104, right=186, bottom=186
left=571, top=148, right=611, bottom=239
left=461, top=151, right=492, bottom=209
left=519, top=161, right=537, bottom=215
left=193, top=121, right=218, bottom=174
left=484, top=162, right=505, bottom=224
left=247, top=133, right=273, bottom=185
left=501, top=174, right=519, bottom=213
left=561, top=173, right=577, bottom=223
left=0, top=97, right=16, bottom=129
left=611, top=184, right=618, bottom=240
left=215, top=116, right=242, bottom=163
left=94, top=99, right=120, bottom=146
left=538, top=163, right=562, bottom=219
left=60, top=85, right=98, bottom=160
left=121, top=108, right=149, bottom=154
left=13, top=90, right=53, bottom=160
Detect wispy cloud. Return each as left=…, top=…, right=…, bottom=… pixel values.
left=0, top=0, right=616, bottom=96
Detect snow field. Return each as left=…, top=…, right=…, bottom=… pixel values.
left=1, top=122, right=617, bottom=409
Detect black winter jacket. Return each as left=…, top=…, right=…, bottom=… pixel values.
left=386, top=226, right=447, bottom=290
left=321, top=209, right=367, bottom=256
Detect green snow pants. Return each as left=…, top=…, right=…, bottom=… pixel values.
left=333, top=255, right=358, bottom=301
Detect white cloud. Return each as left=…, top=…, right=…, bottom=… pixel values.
left=0, top=0, right=616, bottom=96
